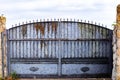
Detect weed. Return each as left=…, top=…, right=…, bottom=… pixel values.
left=10, top=72, right=18, bottom=80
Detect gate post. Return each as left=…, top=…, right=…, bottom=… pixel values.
left=0, top=14, right=6, bottom=78
left=112, top=4, right=120, bottom=80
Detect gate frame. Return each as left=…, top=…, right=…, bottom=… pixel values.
left=1, top=19, right=113, bottom=78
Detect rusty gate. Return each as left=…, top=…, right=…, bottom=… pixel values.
left=1, top=19, right=113, bottom=78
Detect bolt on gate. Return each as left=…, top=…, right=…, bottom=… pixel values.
left=1, top=19, right=113, bottom=78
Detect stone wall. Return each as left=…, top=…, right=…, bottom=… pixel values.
left=112, top=4, right=120, bottom=80
left=0, top=15, right=6, bottom=77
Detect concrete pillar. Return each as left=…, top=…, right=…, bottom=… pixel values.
left=0, top=15, right=6, bottom=77
left=112, top=4, right=120, bottom=80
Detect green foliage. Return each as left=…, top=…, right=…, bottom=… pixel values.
left=0, top=72, right=18, bottom=80
left=10, top=72, right=18, bottom=80
left=112, top=22, right=120, bottom=27
left=112, top=22, right=117, bottom=26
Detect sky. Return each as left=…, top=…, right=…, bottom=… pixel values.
left=0, top=0, right=119, bottom=29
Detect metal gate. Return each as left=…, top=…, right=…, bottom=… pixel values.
left=1, top=20, right=113, bottom=78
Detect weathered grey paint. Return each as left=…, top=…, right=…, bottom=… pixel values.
left=7, top=22, right=112, bottom=59
left=62, top=64, right=108, bottom=75
left=1, top=20, right=113, bottom=78
left=11, top=64, right=58, bottom=74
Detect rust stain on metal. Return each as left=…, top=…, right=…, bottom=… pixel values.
left=100, top=29, right=107, bottom=37
left=102, top=29, right=107, bottom=37
left=51, top=22, right=58, bottom=33
left=40, top=41, right=48, bottom=58
left=88, top=26, right=93, bottom=33
left=22, top=25, right=27, bottom=37
left=78, top=23, right=84, bottom=36
left=47, top=23, right=50, bottom=32
left=78, top=23, right=82, bottom=32
left=34, top=23, right=45, bottom=35
left=40, top=40, right=46, bottom=50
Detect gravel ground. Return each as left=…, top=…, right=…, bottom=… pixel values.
left=19, top=78, right=111, bottom=80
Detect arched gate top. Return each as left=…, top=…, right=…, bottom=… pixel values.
left=4, top=19, right=112, bottom=40
left=8, top=20, right=112, bottom=31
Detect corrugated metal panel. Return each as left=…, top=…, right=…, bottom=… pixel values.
left=7, top=22, right=112, bottom=59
